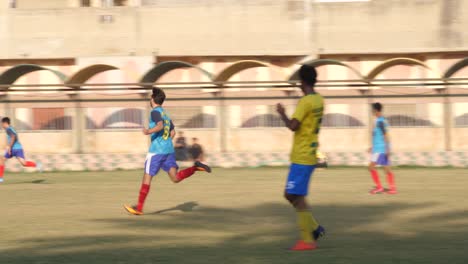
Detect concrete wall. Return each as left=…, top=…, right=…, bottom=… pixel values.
left=452, top=128, right=468, bottom=150
left=316, top=0, right=468, bottom=54
left=0, top=0, right=314, bottom=58
left=2, top=0, right=468, bottom=59
left=12, top=132, right=74, bottom=153
left=1, top=127, right=456, bottom=154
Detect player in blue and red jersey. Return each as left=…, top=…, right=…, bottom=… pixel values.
left=0, top=117, right=42, bottom=183
left=368, top=103, right=396, bottom=194
left=124, top=88, right=212, bottom=215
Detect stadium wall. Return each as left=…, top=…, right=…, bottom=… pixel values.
left=1, top=0, right=468, bottom=58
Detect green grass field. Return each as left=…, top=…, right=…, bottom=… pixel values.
left=1, top=167, right=467, bottom=264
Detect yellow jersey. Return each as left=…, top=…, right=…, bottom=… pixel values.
left=290, top=93, right=324, bottom=165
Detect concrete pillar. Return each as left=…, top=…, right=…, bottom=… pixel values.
left=443, top=89, right=452, bottom=151
left=71, top=95, right=85, bottom=153
left=218, top=91, right=228, bottom=153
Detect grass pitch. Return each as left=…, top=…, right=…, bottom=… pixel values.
left=0, top=167, right=467, bottom=264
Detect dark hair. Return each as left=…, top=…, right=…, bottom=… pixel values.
left=372, top=102, right=383, bottom=112
left=299, top=65, right=317, bottom=87
left=1, top=117, right=10, bottom=124
left=151, top=87, right=166, bottom=105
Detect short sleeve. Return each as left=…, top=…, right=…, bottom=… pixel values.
left=151, top=111, right=163, bottom=123
left=378, top=120, right=387, bottom=134
left=6, top=128, right=16, bottom=137
left=170, top=120, right=175, bottom=131
left=292, top=98, right=309, bottom=122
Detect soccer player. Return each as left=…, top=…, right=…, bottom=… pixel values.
left=124, top=88, right=212, bottom=215
left=0, top=117, right=42, bottom=183
left=368, top=102, right=396, bottom=194
left=276, top=65, right=325, bottom=251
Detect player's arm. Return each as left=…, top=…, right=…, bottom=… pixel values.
left=143, top=112, right=164, bottom=135
left=170, top=121, right=176, bottom=139
left=276, top=103, right=301, bottom=131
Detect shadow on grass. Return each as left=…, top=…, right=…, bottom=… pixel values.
left=149, top=201, right=199, bottom=215
left=1, top=202, right=468, bottom=264
left=7, top=179, right=48, bottom=185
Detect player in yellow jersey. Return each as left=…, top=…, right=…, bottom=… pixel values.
left=277, top=65, right=325, bottom=251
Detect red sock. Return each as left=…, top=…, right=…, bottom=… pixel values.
left=0, top=165, right=4, bottom=178
left=387, top=172, right=396, bottom=190
left=370, top=169, right=382, bottom=189
left=176, top=166, right=197, bottom=182
left=24, top=161, right=36, bottom=167
left=136, top=184, right=150, bottom=212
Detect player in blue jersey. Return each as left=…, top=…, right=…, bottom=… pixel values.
left=124, top=88, right=212, bottom=215
left=0, top=117, right=42, bottom=183
left=368, top=103, right=396, bottom=194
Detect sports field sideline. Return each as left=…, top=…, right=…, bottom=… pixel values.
left=0, top=167, right=467, bottom=264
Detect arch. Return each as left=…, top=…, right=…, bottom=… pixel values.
left=213, top=60, right=270, bottom=83
left=288, top=59, right=364, bottom=81
left=40, top=116, right=72, bottom=130
left=86, top=116, right=100, bottom=129
left=387, top=115, right=434, bottom=127
left=443, top=58, right=468, bottom=78
left=366, top=58, right=430, bottom=80
left=322, top=113, right=365, bottom=127
left=101, top=108, right=143, bottom=129
left=0, top=64, right=67, bottom=88
left=241, top=114, right=283, bottom=128
left=66, top=64, right=119, bottom=87
left=140, top=61, right=213, bottom=84
left=181, top=113, right=217, bottom=128
left=455, top=113, right=468, bottom=126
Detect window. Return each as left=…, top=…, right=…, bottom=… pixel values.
left=385, top=104, right=434, bottom=127
left=81, top=0, right=91, bottom=7
left=14, top=108, right=72, bottom=131
left=322, top=113, right=364, bottom=127
left=455, top=114, right=468, bottom=127
left=86, top=108, right=143, bottom=129
left=114, top=0, right=127, bottom=6
left=101, top=0, right=127, bottom=7
left=164, top=107, right=216, bottom=129
left=240, top=105, right=283, bottom=128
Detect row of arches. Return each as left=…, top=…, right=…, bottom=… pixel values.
left=1, top=57, right=468, bottom=89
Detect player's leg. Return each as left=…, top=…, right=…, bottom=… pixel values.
left=124, top=154, right=160, bottom=215
left=369, top=154, right=384, bottom=194
left=14, top=149, right=38, bottom=168
left=384, top=166, right=397, bottom=194
left=165, top=153, right=211, bottom=183
left=0, top=150, right=13, bottom=183
left=284, top=164, right=319, bottom=251
left=0, top=155, right=6, bottom=183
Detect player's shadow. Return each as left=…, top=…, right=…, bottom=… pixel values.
left=31, top=179, right=46, bottom=184
left=148, top=201, right=199, bottom=215
left=9, top=179, right=47, bottom=185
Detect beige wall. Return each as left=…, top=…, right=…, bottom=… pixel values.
left=452, top=128, right=468, bottom=150
left=316, top=0, right=468, bottom=54
left=0, top=0, right=314, bottom=58
left=320, top=128, right=369, bottom=152
left=390, top=128, right=446, bottom=151
left=2, top=0, right=468, bottom=59
left=80, top=129, right=221, bottom=153
left=15, top=132, right=74, bottom=153
left=83, top=130, right=147, bottom=153
left=228, top=129, right=291, bottom=152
